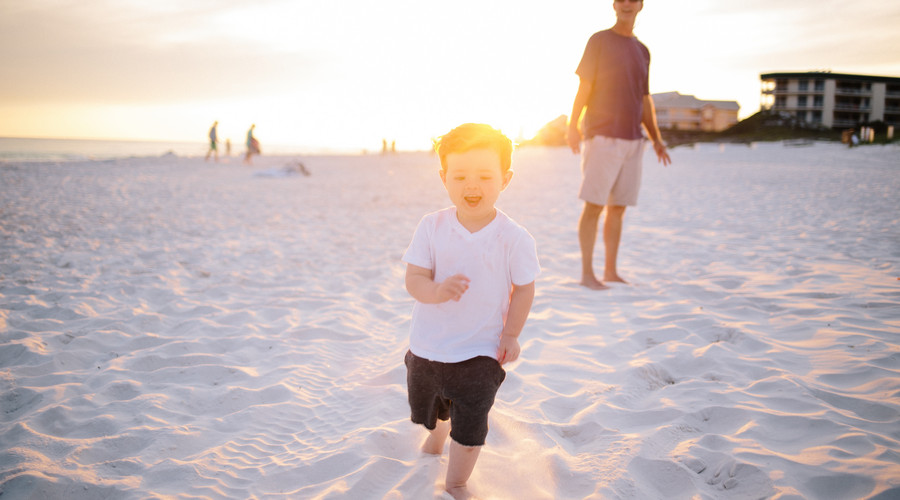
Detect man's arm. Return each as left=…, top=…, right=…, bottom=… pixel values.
left=497, top=281, right=536, bottom=365
left=566, top=78, right=593, bottom=154
left=642, top=94, right=672, bottom=166
left=405, top=263, right=469, bottom=304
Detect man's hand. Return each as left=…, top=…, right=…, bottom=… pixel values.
left=435, top=274, right=470, bottom=303
left=566, top=125, right=582, bottom=154
left=653, top=141, right=671, bottom=166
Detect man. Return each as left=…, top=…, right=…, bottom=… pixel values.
left=566, top=0, right=671, bottom=290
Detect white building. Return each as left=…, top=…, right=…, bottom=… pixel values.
left=760, top=71, right=900, bottom=129
left=652, top=92, right=740, bottom=132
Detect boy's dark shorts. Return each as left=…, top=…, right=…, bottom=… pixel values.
left=404, top=350, right=506, bottom=447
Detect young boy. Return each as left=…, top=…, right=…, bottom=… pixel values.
left=402, top=123, right=540, bottom=499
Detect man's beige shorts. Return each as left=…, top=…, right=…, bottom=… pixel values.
left=578, top=135, right=646, bottom=206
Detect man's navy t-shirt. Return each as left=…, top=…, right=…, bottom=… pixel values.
left=576, top=29, right=650, bottom=141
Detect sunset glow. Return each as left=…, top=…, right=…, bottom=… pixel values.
left=1, top=0, right=898, bottom=152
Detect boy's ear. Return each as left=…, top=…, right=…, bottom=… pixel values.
left=439, top=168, right=447, bottom=185
left=501, top=169, right=513, bottom=190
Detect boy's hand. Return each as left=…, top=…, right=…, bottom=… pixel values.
left=435, top=274, right=470, bottom=303
left=496, top=335, right=520, bottom=365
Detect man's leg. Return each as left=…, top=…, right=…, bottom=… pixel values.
left=579, top=202, right=608, bottom=290
left=445, top=440, right=482, bottom=499
left=603, top=205, right=627, bottom=283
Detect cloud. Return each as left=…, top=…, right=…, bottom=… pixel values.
left=0, top=1, right=326, bottom=104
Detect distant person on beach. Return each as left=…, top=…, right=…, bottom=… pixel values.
left=566, top=0, right=671, bottom=290
left=205, top=121, right=218, bottom=162
left=244, top=124, right=260, bottom=165
left=402, top=123, right=540, bottom=499
left=225, top=138, right=231, bottom=156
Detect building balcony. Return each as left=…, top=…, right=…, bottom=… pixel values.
left=833, top=104, right=871, bottom=112
left=833, top=119, right=861, bottom=128
left=763, top=89, right=825, bottom=95
left=776, top=105, right=823, bottom=112
left=835, top=88, right=872, bottom=96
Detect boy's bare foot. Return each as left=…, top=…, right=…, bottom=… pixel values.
left=580, top=276, right=609, bottom=290
left=445, top=485, right=477, bottom=499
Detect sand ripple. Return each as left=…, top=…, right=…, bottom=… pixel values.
left=2, top=144, right=899, bottom=499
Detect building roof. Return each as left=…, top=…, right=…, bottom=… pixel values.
left=760, top=71, right=900, bottom=84
left=652, top=91, right=740, bottom=111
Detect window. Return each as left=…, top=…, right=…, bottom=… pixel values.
left=798, top=80, right=809, bottom=91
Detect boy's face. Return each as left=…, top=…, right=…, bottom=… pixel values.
left=440, top=148, right=512, bottom=224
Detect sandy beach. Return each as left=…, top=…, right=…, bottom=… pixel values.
left=1, top=142, right=899, bottom=499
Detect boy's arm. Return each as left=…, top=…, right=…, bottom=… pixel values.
left=405, top=263, right=470, bottom=304
left=497, top=281, right=536, bottom=365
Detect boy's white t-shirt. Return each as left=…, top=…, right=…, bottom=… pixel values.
left=402, top=207, right=541, bottom=363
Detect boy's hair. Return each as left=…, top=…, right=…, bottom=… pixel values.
left=434, top=123, right=513, bottom=172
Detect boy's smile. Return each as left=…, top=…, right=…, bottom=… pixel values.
left=440, top=148, right=513, bottom=233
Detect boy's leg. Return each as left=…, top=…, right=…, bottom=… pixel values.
left=445, top=441, right=482, bottom=499
left=441, top=356, right=505, bottom=499
left=405, top=351, right=452, bottom=455
left=422, top=418, right=450, bottom=455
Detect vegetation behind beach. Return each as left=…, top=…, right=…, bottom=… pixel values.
left=521, top=112, right=896, bottom=149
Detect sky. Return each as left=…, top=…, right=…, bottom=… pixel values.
left=1, top=0, right=899, bottom=153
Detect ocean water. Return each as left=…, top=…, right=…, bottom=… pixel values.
left=0, top=137, right=327, bottom=163
left=0, top=137, right=208, bottom=163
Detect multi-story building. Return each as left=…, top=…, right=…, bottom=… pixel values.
left=760, top=71, right=900, bottom=129
left=652, top=92, right=740, bottom=132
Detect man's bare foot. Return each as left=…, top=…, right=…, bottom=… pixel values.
left=580, top=276, right=610, bottom=290
left=445, top=485, right=477, bottom=500
left=603, top=273, right=628, bottom=284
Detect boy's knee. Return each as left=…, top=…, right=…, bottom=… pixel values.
left=450, top=439, right=482, bottom=452
left=448, top=421, right=490, bottom=447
